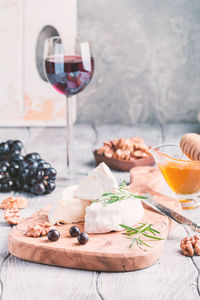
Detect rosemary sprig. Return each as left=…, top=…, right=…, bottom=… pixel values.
left=92, top=180, right=148, bottom=205
left=120, top=222, right=164, bottom=249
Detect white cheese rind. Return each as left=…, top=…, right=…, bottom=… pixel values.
left=84, top=197, right=144, bottom=233
left=74, top=162, right=118, bottom=201
left=48, top=185, right=90, bottom=225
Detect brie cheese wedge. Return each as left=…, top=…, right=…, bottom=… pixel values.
left=48, top=185, right=90, bottom=225
left=84, top=196, right=144, bottom=234
left=74, top=162, right=118, bottom=201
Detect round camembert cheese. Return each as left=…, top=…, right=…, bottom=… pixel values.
left=84, top=196, right=144, bottom=234
left=48, top=185, right=90, bottom=224
left=74, top=162, right=118, bottom=201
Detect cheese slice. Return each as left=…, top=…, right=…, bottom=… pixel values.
left=48, top=185, right=90, bottom=225
left=74, top=162, right=118, bottom=201
left=84, top=196, right=144, bottom=233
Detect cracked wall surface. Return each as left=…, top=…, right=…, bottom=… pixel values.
left=78, top=0, right=200, bottom=125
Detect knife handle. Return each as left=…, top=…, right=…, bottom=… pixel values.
left=191, top=223, right=200, bottom=233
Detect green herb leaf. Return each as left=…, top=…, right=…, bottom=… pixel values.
left=92, top=180, right=148, bottom=206
left=120, top=222, right=164, bottom=250
left=142, top=233, right=164, bottom=240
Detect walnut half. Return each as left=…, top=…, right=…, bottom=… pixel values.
left=180, top=234, right=200, bottom=257
left=0, top=196, right=28, bottom=210
left=4, top=208, right=21, bottom=225
left=26, top=222, right=51, bottom=238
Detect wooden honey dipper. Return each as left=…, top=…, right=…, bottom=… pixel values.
left=180, top=133, right=200, bottom=161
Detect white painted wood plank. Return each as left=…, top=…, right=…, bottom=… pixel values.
left=163, top=123, right=200, bottom=294
left=1, top=257, right=99, bottom=300
left=98, top=225, right=200, bottom=300
left=0, top=125, right=199, bottom=300
left=0, top=126, right=99, bottom=300
left=0, top=126, right=30, bottom=297
left=0, top=126, right=30, bottom=276
left=97, top=123, right=200, bottom=299
left=0, top=192, right=16, bottom=297
left=26, top=125, right=96, bottom=181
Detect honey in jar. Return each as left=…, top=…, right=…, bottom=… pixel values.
left=158, top=160, right=200, bottom=195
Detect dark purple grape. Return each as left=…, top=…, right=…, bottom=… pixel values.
left=10, top=149, right=20, bottom=156
left=45, top=168, right=57, bottom=180
left=37, top=159, right=45, bottom=164
left=1, top=161, right=9, bottom=168
left=0, top=161, right=9, bottom=173
left=19, top=161, right=29, bottom=173
left=77, top=232, right=89, bottom=245
left=38, top=162, right=51, bottom=170
left=27, top=161, right=38, bottom=171
left=69, top=226, right=81, bottom=237
left=33, top=153, right=40, bottom=160
left=0, top=142, right=9, bottom=155
left=0, top=140, right=57, bottom=195
left=10, top=153, right=24, bottom=164
left=23, top=183, right=31, bottom=193
left=21, top=168, right=29, bottom=180
left=7, top=140, right=13, bottom=146
left=35, top=169, right=45, bottom=181
left=29, top=169, right=37, bottom=178
left=2, top=178, right=13, bottom=192
left=25, top=152, right=41, bottom=162
left=8, top=163, right=19, bottom=177
left=28, top=178, right=37, bottom=186
left=47, top=229, right=60, bottom=242
left=13, top=179, right=22, bottom=191
left=32, top=182, right=46, bottom=195
left=45, top=181, right=56, bottom=194
left=10, top=140, right=23, bottom=152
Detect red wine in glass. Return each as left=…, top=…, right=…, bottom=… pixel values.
left=44, top=37, right=94, bottom=179
left=45, top=55, right=94, bottom=96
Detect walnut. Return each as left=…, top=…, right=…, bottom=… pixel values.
left=104, top=151, right=113, bottom=158
left=111, top=139, right=118, bottom=148
left=96, top=137, right=150, bottom=161
left=103, top=140, right=112, bottom=147
left=180, top=234, right=200, bottom=256
left=0, top=196, right=28, bottom=210
left=117, top=138, right=126, bottom=149
left=4, top=208, right=21, bottom=225
left=26, top=222, right=51, bottom=238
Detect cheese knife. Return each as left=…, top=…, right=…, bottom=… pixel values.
left=142, top=196, right=200, bottom=233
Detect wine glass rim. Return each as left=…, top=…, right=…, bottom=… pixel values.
left=45, top=36, right=92, bottom=44
left=150, top=143, right=200, bottom=163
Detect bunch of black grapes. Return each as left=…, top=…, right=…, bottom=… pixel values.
left=0, top=140, right=56, bottom=195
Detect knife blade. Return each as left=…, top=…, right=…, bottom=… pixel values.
left=142, top=196, right=200, bottom=233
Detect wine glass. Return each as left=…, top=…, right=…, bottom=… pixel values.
left=43, top=36, right=94, bottom=178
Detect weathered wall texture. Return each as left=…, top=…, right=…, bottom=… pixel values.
left=78, top=0, right=200, bottom=125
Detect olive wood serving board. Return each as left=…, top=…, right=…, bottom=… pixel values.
left=8, top=167, right=182, bottom=272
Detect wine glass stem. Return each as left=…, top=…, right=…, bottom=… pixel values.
left=66, top=96, right=73, bottom=171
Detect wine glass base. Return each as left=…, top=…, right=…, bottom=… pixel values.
left=63, top=168, right=88, bottom=185
left=173, top=192, right=200, bottom=209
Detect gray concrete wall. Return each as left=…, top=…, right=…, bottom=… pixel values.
left=77, top=0, right=200, bottom=125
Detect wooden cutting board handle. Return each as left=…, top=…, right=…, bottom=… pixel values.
left=180, top=133, right=200, bottom=161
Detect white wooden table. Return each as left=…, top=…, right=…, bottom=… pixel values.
left=0, top=123, right=200, bottom=300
